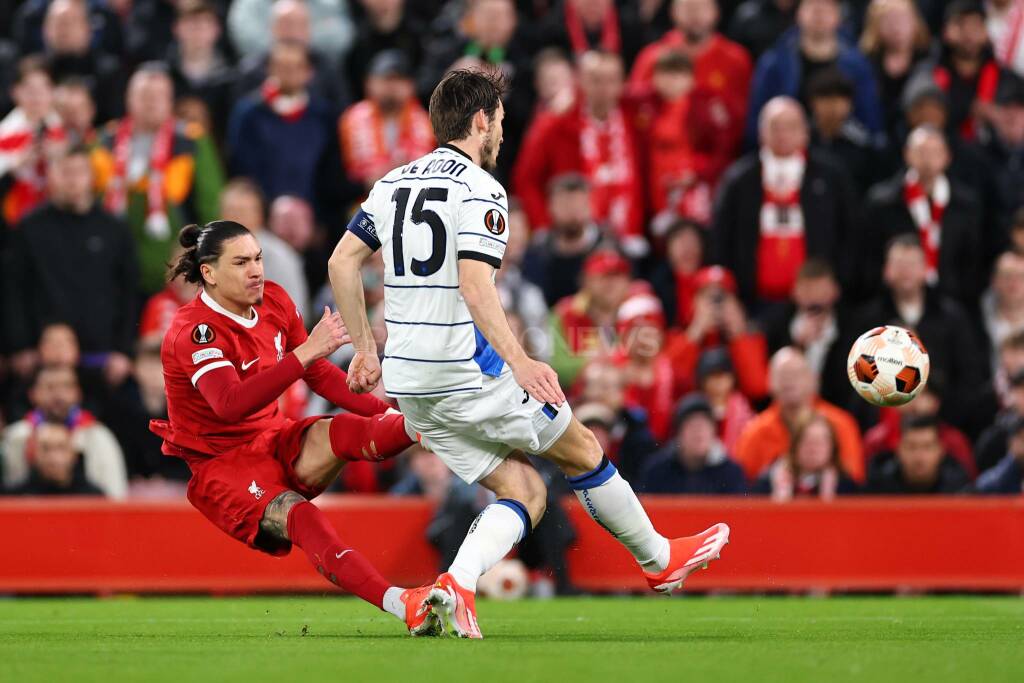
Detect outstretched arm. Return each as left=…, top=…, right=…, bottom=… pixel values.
left=459, top=258, right=565, bottom=405
left=328, top=230, right=379, bottom=394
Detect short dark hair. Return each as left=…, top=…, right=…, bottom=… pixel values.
left=806, top=67, right=854, bottom=101
left=901, top=413, right=941, bottom=435
left=547, top=172, right=589, bottom=196
left=30, top=363, right=78, bottom=390
left=428, top=69, right=507, bottom=145
left=886, top=233, right=924, bottom=256
left=16, top=54, right=50, bottom=85
left=797, top=257, right=836, bottom=281
left=653, top=49, right=693, bottom=74
left=944, top=0, right=985, bottom=24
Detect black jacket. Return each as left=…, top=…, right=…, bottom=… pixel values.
left=866, top=452, right=970, bottom=494
left=855, top=290, right=994, bottom=436
left=861, top=174, right=985, bottom=312
left=711, top=151, right=860, bottom=309
left=3, top=203, right=139, bottom=355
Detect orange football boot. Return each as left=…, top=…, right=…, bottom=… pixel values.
left=644, top=523, right=731, bottom=594
left=427, top=573, right=482, bottom=639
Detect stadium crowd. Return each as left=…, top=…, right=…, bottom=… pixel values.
left=2, top=0, right=1024, bottom=588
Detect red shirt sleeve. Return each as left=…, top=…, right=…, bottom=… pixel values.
left=195, top=353, right=306, bottom=422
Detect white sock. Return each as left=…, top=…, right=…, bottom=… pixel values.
left=382, top=586, right=405, bottom=621
left=447, top=500, right=529, bottom=592
left=569, top=458, right=670, bottom=573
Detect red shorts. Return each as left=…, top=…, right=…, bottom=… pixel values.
left=181, top=415, right=326, bottom=556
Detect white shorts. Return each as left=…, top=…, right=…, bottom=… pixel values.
left=397, top=369, right=573, bottom=483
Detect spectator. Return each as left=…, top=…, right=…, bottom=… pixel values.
left=549, top=249, right=632, bottom=386
left=696, top=346, right=755, bottom=454
left=859, top=0, right=935, bottom=141
left=863, top=381, right=977, bottom=479
left=346, top=0, right=424, bottom=99
left=662, top=265, right=770, bottom=401
left=981, top=70, right=1024, bottom=220
left=982, top=251, right=1024, bottom=367
left=637, top=393, right=747, bottom=494
left=975, top=414, right=1024, bottom=493
left=232, top=0, right=351, bottom=112
left=268, top=194, right=321, bottom=289
left=746, top=0, right=883, bottom=144
left=923, top=0, right=1000, bottom=141
left=987, top=0, right=1024, bottom=76
left=4, top=147, right=138, bottom=387
left=728, top=0, right=797, bottom=59
left=635, top=50, right=733, bottom=223
left=861, top=126, right=985, bottom=309
left=53, top=76, right=96, bottom=147
left=0, top=56, right=67, bottom=227
left=712, top=97, right=858, bottom=311
left=220, top=178, right=310, bottom=316
left=228, top=40, right=334, bottom=208
left=531, top=48, right=576, bottom=114
left=735, top=346, right=864, bottom=482
left=495, top=201, right=550, bottom=352
left=650, top=219, right=705, bottom=328
left=1, top=364, right=127, bottom=498
left=339, top=50, right=433, bottom=190
left=752, top=412, right=858, bottom=499
left=761, top=258, right=852, bottom=407
left=614, top=293, right=677, bottom=441
left=536, top=0, right=648, bottom=67
left=867, top=414, right=971, bottom=493
left=514, top=50, right=647, bottom=256
left=857, top=235, right=991, bottom=434
left=167, top=0, right=236, bottom=147
left=41, top=0, right=125, bottom=124
left=576, top=363, right=659, bottom=482
left=229, top=0, right=354, bottom=66
left=806, top=67, right=879, bottom=193
left=522, top=173, right=610, bottom=307
left=992, top=330, right=1024, bottom=409
left=138, top=243, right=200, bottom=344
left=630, top=0, right=752, bottom=152
left=93, top=63, right=225, bottom=295
left=4, top=422, right=104, bottom=496
left=13, top=0, right=124, bottom=58
left=102, top=340, right=190, bottom=486
left=975, top=363, right=1024, bottom=474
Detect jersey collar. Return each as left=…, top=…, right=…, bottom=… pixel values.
left=200, top=289, right=259, bottom=328
left=440, top=143, right=473, bottom=162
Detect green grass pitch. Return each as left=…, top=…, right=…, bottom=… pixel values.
left=2, top=596, right=1022, bottom=682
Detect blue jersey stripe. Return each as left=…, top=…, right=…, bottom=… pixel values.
left=384, top=355, right=475, bottom=363
left=384, top=319, right=474, bottom=327
left=387, top=386, right=482, bottom=396
left=461, top=197, right=507, bottom=211
left=383, top=284, right=459, bottom=289
left=379, top=176, right=471, bottom=190
left=459, top=231, right=507, bottom=246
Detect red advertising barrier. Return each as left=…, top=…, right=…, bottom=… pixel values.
left=1, top=496, right=1023, bottom=594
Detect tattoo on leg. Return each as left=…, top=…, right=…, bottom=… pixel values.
left=259, top=490, right=305, bottom=542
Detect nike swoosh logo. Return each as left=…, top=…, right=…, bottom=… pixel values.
left=241, top=358, right=259, bottom=371
left=335, top=549, right=352, bottom=560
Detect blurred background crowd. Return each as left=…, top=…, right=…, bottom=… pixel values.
left=2, top=0, right=1024, bottom=593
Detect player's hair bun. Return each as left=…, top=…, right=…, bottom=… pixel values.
left=178, top=223, right=203, bottom=249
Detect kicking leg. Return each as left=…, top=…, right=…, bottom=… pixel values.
left=429, top=452, right=546, bottom=638
left=541, top=417, right=729, bottom=593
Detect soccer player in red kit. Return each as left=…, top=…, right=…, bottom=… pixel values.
left=150, top=220, right=439, bottom=635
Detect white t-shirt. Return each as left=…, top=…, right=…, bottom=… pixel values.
left=347, top=145, right=510, bottom=397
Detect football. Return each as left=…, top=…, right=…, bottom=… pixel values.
left=847, top=325, right=930, bottom=407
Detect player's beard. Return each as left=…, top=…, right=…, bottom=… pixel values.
left=480, top=126, right=500, bottom=172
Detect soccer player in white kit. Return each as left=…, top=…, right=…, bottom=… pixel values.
left=329, top=69, right=730, bottom=638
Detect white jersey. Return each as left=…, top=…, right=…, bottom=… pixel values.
left=347, top=146, right=509, bottom=397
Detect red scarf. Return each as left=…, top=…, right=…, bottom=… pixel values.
left=564, top=0, right=621, bottom=56
left=903, top=170, right=948, bottom=285
left=0, top=108, right=66, bottom=225
left=620, top=354, right=676, bottom=441
left=756, top=150, right=806, bottom=300
left=261, top=80, right=309, bottom=123
left=104, top=116, right=176, bottom=239
left=339, top=100, right=434, bottom=184
left=579, top=107, right=636, bottom=239
left=673, top=270, right=700, bottom=327
left=933, top=61, right=999, bottom=140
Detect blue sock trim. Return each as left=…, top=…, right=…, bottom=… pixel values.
left=495, top=498, right=532, bottom=542
left=566, top=456, right=617, bottom=491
